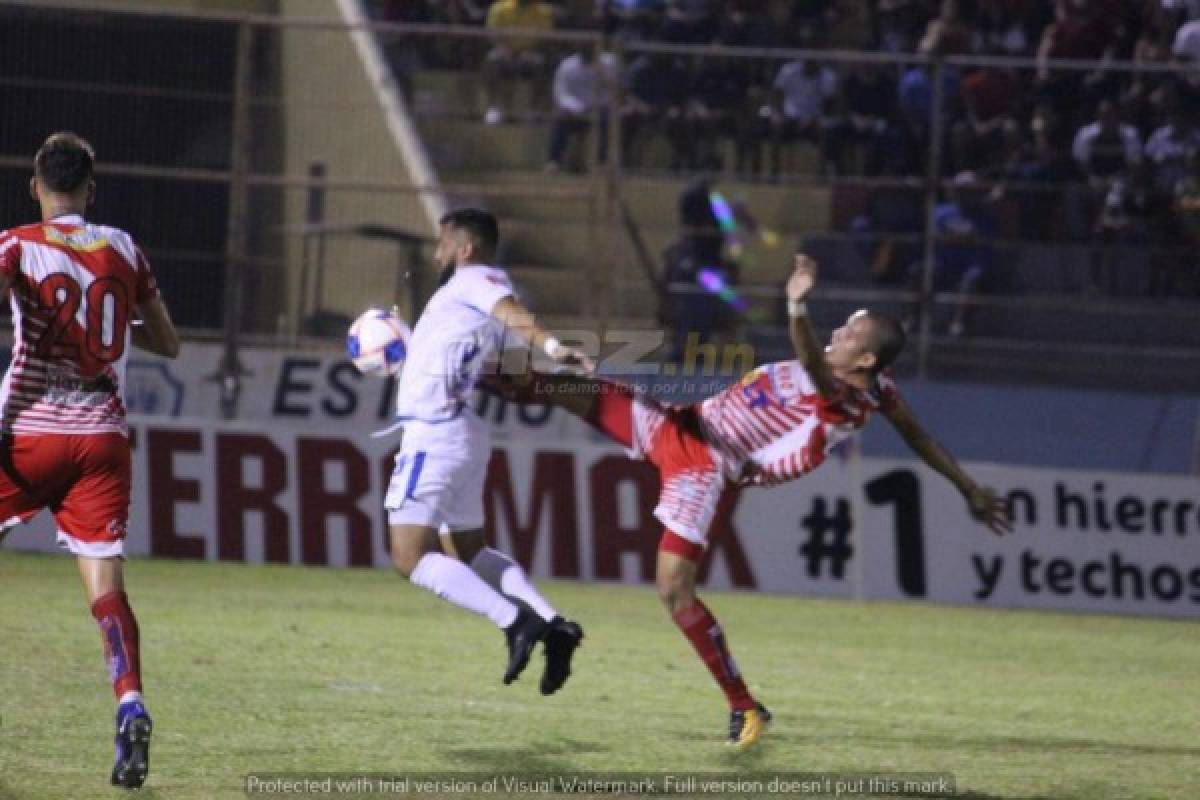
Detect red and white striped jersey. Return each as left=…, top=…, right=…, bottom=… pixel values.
left=0, top=214, right=159, bottom=436
left=698, top=360, right=901, bottom=486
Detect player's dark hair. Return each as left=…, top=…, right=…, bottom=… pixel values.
left=439, top=208, right=499, bottom=258
left=34, top=132, right=95, bottom=193
left=863, top=311, right=906, bottom=372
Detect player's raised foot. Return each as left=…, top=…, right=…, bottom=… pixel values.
left=728, top=703, right=771, bottom=752
left=540, top=617, right=584, bottom=696
left=110, top=699, right=152, bottom=789
left=503, top=609, right=549, bottom=685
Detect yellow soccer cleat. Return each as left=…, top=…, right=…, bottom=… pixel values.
left=728, top=704, right=771, bottom=751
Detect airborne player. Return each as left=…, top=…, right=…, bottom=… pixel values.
left=384, top=209, right=590, bottom=693
left=484, top=254, right=1011, bottom=749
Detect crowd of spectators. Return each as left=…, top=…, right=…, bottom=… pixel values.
left=377, top=2, right=1200, bottom=185
left=373, top=1, right=1200, bottom=300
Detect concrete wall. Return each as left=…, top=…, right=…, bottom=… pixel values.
left=276, top=0, right=434, bottom=332
left=29, top=0, right=434, bottom=333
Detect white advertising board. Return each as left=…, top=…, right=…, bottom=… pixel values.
left=7, top=416, right=1197, bottom=620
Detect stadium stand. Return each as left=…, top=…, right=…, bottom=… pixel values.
left=362, top=0, right=1200, bottom=388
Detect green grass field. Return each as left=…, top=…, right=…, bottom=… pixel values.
left=1, top=551, right=1196, bottom=800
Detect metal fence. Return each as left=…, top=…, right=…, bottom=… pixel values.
left=1, top=0, right=1198, bottom=403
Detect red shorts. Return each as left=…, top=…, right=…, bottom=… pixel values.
left=631, top=398, right=726, bottom=548
left=0, top=433, right=131, bottom=558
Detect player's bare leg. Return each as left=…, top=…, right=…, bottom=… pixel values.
left=390, top=523, right=546, bottom=684
left=657, top=537, right=771, bottom=750
left=447, top=529, right=584, bottom=695
left=78, top=556, right=152, bottom=789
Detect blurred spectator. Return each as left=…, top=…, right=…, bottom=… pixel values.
left=764, top=59, right=838, bottom=178
left=1073, top=99, right=1143, bottom=186
left=1094, top=166, right=1157, bottom=246
left=1173, top=17, right=1200, bottom=60
left=597, top=0, right=664, bottom=41
left=825, top=0, right=874, bottom=49
left=973, top=1, right=1034, bottom=56
left=661, top=179, right=738, bottom=357
left=622, top=53, right=690, bottom=169
left=658, top=0, right=720, bottom=44
left=1122, top=5, right=1177, bottom=130
left=851, top=184, right=925, bottom=285
left=918, top=0, right=974, bottom=56
left=1167, top=17, right=1200, bottom=110
left=421, top=0, right=493, bottom=69
left=378, top=0, right=435, bottom=100
left=1144, top=107, right=1200, bottom=193
left=895, top=62, right=960, bottom=173
left=952, top=68, right=1021, bottom=174
left=443, top=0, right=492, bottom=24
left=1163, top=0, right=1200, bottom=21
left=482, top=0, right=556, bottom=124
left=722, top=0, right=774, bottom=49
left=896, top=64, right=931, bottom=124
left=1036, top=0, right=1126, bottom=119
left=710, top=6, right=776, bottom=174
left=688, top=55, right=755, bottom=172
left=1000, top=101, right=1082, bottom=241
left=873, top=0, right=930, bottom=53
left=881, top=103, right=930, bottom=177
left=917, top=172, right=998, bottom=337
left=1091, top=162, right=1166, bottom=293
left=546, top=47, right=617, bottom=171
left=1169, top=153, right=1200, bottom=295
left=829, top=63, right=893, bottom=176
left=788, top=0, right=838, bottom=47
left=1036, top=0, right=1128, bottom=66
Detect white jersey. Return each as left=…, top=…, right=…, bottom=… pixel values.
left=394, top=264, right=514, bottom=452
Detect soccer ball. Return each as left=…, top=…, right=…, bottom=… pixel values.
left=347, top=308, right=411, bottom=376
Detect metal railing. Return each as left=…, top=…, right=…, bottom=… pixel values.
left=0, top=0, right=1197, bottom=405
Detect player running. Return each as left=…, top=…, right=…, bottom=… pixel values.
left=385, top=208, right=588, bottom=693
left=484, top=253, right=1011, bottom=749
left=0, top=133, right=180, bottom=788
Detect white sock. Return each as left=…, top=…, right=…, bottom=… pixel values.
left=409, top=552, right=519, bottom=629
left=118, top=690, right=143, bottom=707
left=470, top=547, right=558, bottom=622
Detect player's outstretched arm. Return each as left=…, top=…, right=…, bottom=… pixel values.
left=133, top=296, right=180, bottom=358
left=881, top=395, right=1012, bottom=535
left=491, top=295, right=596, bottom=372
left=786, top=254, right=838, bottom=399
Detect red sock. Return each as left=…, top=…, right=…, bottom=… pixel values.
left=672, top=599, right=756, bottom=711
left=581, top=379, right=634, bottom=447
left=91, top=591, right=142, bottom=698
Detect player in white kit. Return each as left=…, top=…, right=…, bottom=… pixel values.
left=385, top=209, right=588, bottom=692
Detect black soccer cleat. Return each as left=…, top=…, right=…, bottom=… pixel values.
left=540, top=617, right=584, bottom=696
left=503, top=609, right=549, bottom=685
left=728, top=703, right=771, bottom=751
left=110, top=700, right=152, bottom=789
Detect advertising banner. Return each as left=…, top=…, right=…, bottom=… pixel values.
left=7, top=416, right=1198, bottom=620
left=125, top=342, right=605, bottom=443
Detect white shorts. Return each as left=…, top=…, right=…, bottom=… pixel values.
left=384, top=447, right=488, bottom=531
